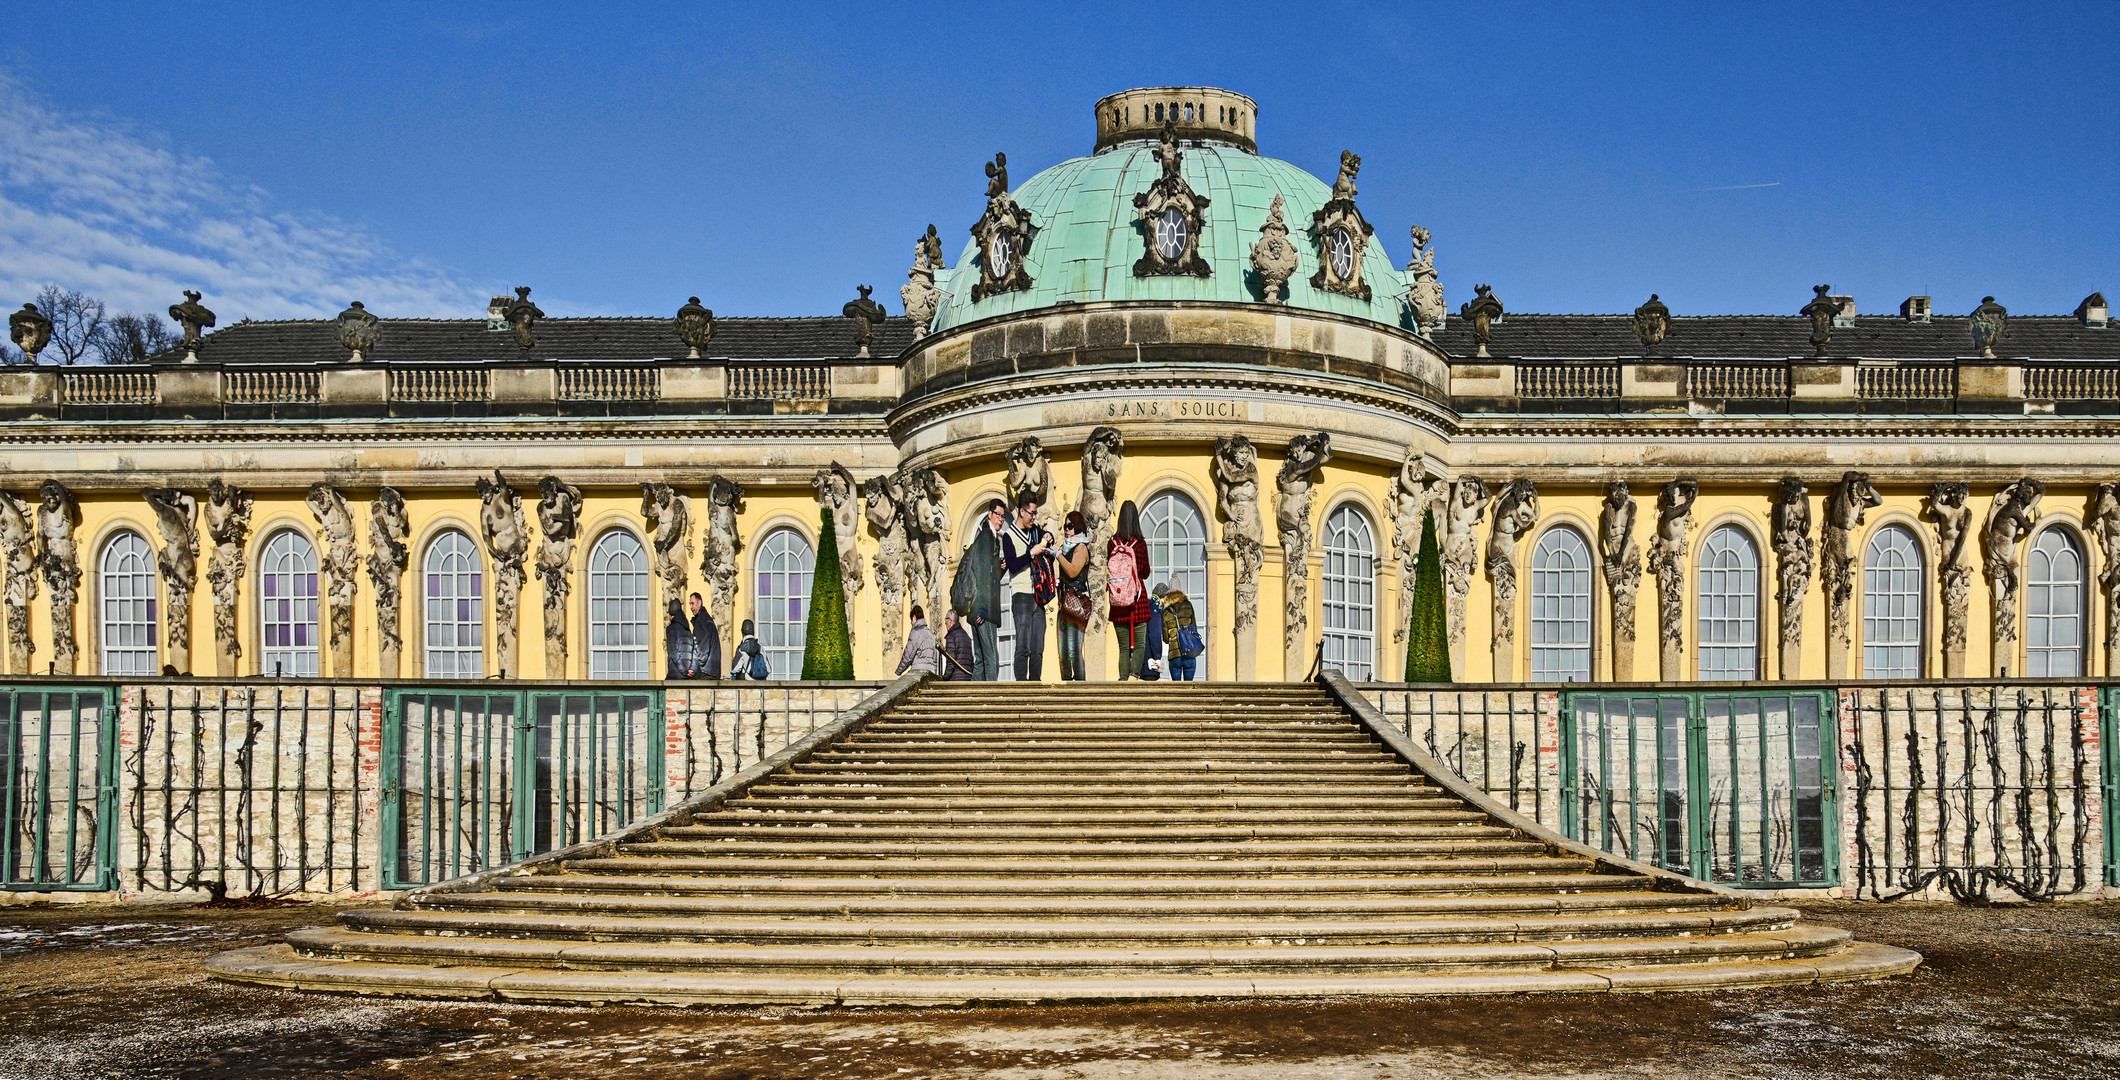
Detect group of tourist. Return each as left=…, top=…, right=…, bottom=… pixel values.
left=894, top=496, right=1204, bottom=682
left=662, top=591, right=769, bottom=680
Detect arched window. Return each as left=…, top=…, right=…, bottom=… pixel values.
left=1145, top=491, right=1210, bottom=673
left=99, top=530, right=157, bottom=676
left=423, top=529, right=484, bottom=678
left=587, top=530, right=650, bottom=679
left=2025, top=527, right=2086, bottom=677
left=755, top=528, right=814, bottom=680
left=1696, top=525, right=1761, bottom=681
left=258, top=529, right=319, bottom=678
left=1861, top=525, right=1924, bottom=679
left=1321, top=503, right=1376, bottom=681
left=1529, top=526, right=1593, bottom=681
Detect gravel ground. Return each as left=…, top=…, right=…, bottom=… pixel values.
left=1, top=900, right=2116, bottom=1079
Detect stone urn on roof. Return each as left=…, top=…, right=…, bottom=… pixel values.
left=335, top=301, right=380, bottom=362
left=674, top=297, right=715, bottom=359
left=9, top=304, right=52, bottom=363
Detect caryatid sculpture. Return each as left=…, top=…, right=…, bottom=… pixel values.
left=305, top=483, right=361, bottom=678
left=1983, top=478, right=2045, bottom=677
left=1077, top=426, right=1125, bottom=675
left=1389, top=455, right=1446, bottom=658
left=813, top=463, right=864, bottom=656
left=1819, top=471, right=1882, bottom=679
left=537, top=477, right=584, bottom=675
left=1212, top=434, right=1264, bottom=680
left=0, top=492, right=36, bottom=674
left=1599, top=482, right=1642, bottom=680
left=700, top=476, right=745, bottom=635
left=901, top=228, right=942, bottom=338
left=1405, top=225, right=1445, bottom=335
left=863, top=472, right=910, bottom=662
left=1439, top=476, right=1489, bottom=673
left=1648, top=479, right=1698, bottom=680
left=640, top=481, right=693, bottom=615
left=203, top=479, right=252, bottom=677
left=1276, top=432, right=1334, bottom=676
left=906, top=468, right=953, bottom=618
left=1771, top=477, right=1813, bottom=679
left=475, top=471, right=528, bottom=677
left=1005, top=436, right=1053, bottom=527
left=2091, top=483, right=2120, bottom=675
left=142, top=487, right=199, bottom=673
left=35, top=482, right=79, bottom=673
left=1924, top=482, right=1975, bottom=677
left=1485, top=479, right=1539, bottom=681
left=367, top=487, right=409, bottom=677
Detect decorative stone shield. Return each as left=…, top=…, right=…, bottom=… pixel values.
left=1132, top=122, right=1211, bottom=278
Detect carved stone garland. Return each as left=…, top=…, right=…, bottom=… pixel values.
left=537, top=477, right=584, bottom=676
left=813, top=463, right=864, bottom=659
left=1308, top=151, right=1374, bottom=301
left=1439, top=477, right=1489, bottom=676
left=368, top=487, right=409, bottom=677
left=1648, top=479, right=1698, bottom=680
left=1924, top=481, right=1976, bottom=678
left=1250, top=195, right=1300, bottom=305
left=1213, top=435, right=1264, bottom=681
left=1983, top=478, right=2045, bottom=677
left=700, top=476, right=745, bottom=637
left=1819, top=471, right=1882, bottom=679
left=1599, top=482, right=1642, bottom=681
left=969, top=153, right=1037, bottom=301
left=1771, top=477, right=1813, bottom=679
left=1077, top=426, right=1124, bottom=678
left=1485, top=479, right=1539, bottom=681
left=641, top=482, right=693, bottom=616
left=1132, top=122, right=1211, bottom=278
left=142, top=487, right=199, bottom=674
left=863, top=473, right=910, bottom=663
left=475, top=471, right=528, bottom=677
left=305, top=483, right=361, bottom=679
left=0, top=492, right=36, bottom=675
left=203, top=479, right=252, bottom=677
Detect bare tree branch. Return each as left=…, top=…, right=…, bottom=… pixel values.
left=92, top=312, right=181, bottom=364
left=33, top=286, right=106, bottom=365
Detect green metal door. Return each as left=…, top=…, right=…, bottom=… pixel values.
left=0, top=688, right=116, bottom=891
left=2104, top=687, right=2119, bottom=889
left=383, top=689, right=663, bottom=889
left=1563, top=688, right=1837, bottom=888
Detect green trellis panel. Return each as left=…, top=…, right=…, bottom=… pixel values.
left=0, top=687, right=117, bottom=892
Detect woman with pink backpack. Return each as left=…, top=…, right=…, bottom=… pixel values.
left=1106, top=500, right=1154, bottom=680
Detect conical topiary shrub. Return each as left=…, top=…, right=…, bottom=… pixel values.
left=801, top=507, right=855, bottom=680
left=1406, top=506, right=1452, bottom=682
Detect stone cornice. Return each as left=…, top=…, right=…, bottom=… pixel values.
left=0, top=416, right=893, bottom=445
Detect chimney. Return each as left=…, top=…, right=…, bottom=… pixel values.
left=486, top=296, right=510, bottom=331
left=2078, top=292, right=2109, bottom=328
left=1900, top=296, right=1932, bottom=324
left=1830, top=295, right=1857, bottom=327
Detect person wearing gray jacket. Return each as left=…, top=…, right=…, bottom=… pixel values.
left=895, top=605, right=941, bottom=676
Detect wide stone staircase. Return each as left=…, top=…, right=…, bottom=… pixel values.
left=208, top=680, right=1918, bottom=1005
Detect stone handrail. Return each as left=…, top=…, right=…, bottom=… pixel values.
left=727, top=362, right=831, bottom=400
left=390, top=366, right=492, bottom=402
left=559, top=364, right=661, bottom=401
left=225, top=369, right=321, bottom=404
left=59, top=371, right=156, bottom=405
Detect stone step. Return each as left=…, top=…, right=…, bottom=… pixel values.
left=208, top=939, right=1925, bottom=1005
left=720, top=795, right=1470, bottom=812
left=552, top=855, right=1592, bottom=879
left=844, top=734, right=1380, bottom=748
left=701, top=810, right=1485, bottom=827
left=339, top=904, right=1777, bottom=947
left=784, top=762, right=1412, bottom=777
left=654, top=823, right=1495, bottom=842
left=491, top=874, right=1622, bottom=899
left=810, top=750, right=1389, bottom=765
left=612, top=838, right=1541, bottom=858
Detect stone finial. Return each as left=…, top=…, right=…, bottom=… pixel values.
left=1405, top=226, right=1444, bottom=335
left=9, top=304, right=52, bottom=362
left=843, top=285, right=886, bottom=358
left=1459, top=284, right=1505, bottom=357
left=168, top=290, right=216, bottom=361
left=335, top=301, right=380, bottom=362
left=1970, top=296, right=2008, bottom=358
left=1632, top=294, right=1671, bottom=350
left=675, top=296, right=715, bottom=359
left=902, top=252, right=941, bottom=339
left=504, top=286, right=543, bottom=352
left=1800, top=284, right=1841, bottom=356
left=2078, top=292, right=2109, bottom=328
left=1249, top=195, right=1301, bottom=305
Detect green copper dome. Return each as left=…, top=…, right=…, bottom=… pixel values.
left=932, top=136, right=1411, bottom=333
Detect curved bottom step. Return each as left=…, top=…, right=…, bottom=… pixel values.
left=208, top=940, right=1921, bottom=1006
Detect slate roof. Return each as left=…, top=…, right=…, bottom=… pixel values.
left=1428, top=314, right=2120, bottom=362
left=161, top=316, right=919, bottom=365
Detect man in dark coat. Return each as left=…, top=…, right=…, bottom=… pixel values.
left=687, top=591, right=722, bottom=680
left=953, top=499, right=1006, bottom=680
left=940, top=609, right=977, bottom=681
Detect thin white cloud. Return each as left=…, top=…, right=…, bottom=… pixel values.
left=1683, top=182, right=1783, bottom=193
left=0, top=74, right=485, bottom=323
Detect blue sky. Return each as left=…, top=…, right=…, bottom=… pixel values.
left=1, top=2, right=2113, bottom=323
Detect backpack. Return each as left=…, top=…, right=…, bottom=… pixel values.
left=747, top=642, right=769, bottom=680
left=1107, top=543, right=1141, bottom=608
left=1176, top=623, right=1205, bottom=658
left=1030, top=549, right=1057, bottom=606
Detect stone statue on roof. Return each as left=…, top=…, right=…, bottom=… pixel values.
left=844, top=285, right=887, bottom=358
left=505, top=286, right=543, bottom=352
left=168, top=290, right=215, bottom=361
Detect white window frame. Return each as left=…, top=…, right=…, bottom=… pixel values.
left=755, top=527, right=814, bottom=681
left=1320, top=503, right=1377, bottom=682
left=258, top=529, right=320, bottom=678
left=2025, top=526, right=2085, bottom=678
left=587, top=530, right=651, bottom=680
left=422, top=529, right=484, bottom=679
left=1861, top=525, right=1925, bottom=679
left=99, top=529, right=157, bottom=676
left=1529, top=526, right=1594, bottom=682
left=1696, top=524, right=1761, bottom=681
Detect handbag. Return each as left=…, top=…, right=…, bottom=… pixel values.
left=1060, top=587, right=1093, bottom=627
left=1176, top=623, right=1205, bottom=658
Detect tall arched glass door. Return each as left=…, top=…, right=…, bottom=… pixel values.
left=1144, top=491, right=1209, bottom=676
left=258, top=529, right=320, bottom=678
left=423, top=529, right=484, bottom=678
left=2025, top=527, right=2086, bottom=677
left=99, top=530, right=157, bottom=676
left=587, top=530, right=650, bottom=679
left=1529, top=526, right=1593, bottom=682
left=1320, top=503, right=1376, bottom=681
left=1696, top=525, right=1761, bottom=681
left=1861, top=525, right=1924, bottom=679
left=755, top=528, right=814, bottom=680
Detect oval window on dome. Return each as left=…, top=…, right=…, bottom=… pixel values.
left=1154, top=208, right=1187, bottom=261
left=1328, top=228, right=1355, bottom=279
left=987, top=230, right=1014, bottom=280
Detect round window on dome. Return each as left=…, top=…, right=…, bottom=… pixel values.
left=1328, top=228, right=1355, bottom=279
left=1154, top=208, right=1188, bottom=261
left=987, top=231, right=1015, bottom=280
